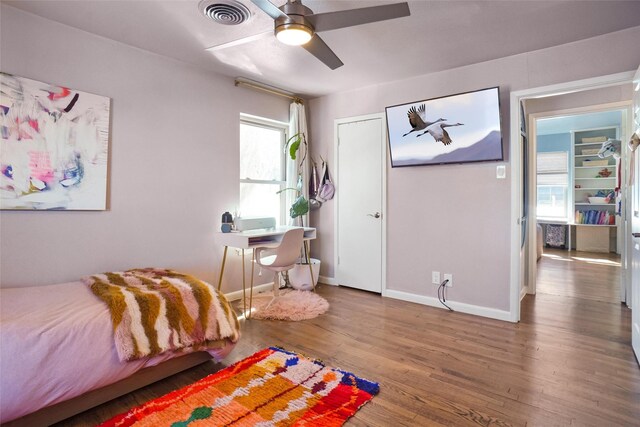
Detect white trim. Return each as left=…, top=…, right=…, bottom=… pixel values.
left=239, top=114, right=289, bottom=225
left=510, top=70, right=636, bottom=324
left=510, top=90, right=523, bottom=322
left=384, top=289, right=513, bottom=322
left=224, top=283, right=273, bottom=301
left=529, top=101, right=631, bottom=121
left=318, top=275, right=337, bottom=286
left=333, top=113, right=387, bottom=294
left=226, top=278, right=338, bottom=300
left=527, top=114, right=540, bottom=295
left=530, top=107, right=630, bottom=302
left=514, top=71, right=634, bottom=100
left=520, top=285, right=528, bottom=301
left=239, top=113, right=288, bottom=128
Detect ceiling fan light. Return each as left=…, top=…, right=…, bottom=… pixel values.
left=275, top=24, right=313, bottom=46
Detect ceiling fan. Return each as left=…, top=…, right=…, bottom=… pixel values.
left=205, top=0, right=411, bottom=70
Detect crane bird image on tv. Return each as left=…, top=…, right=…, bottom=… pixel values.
left=402, top=104, right=446, bottom=137
left=417, top=121, right=465, bottom=146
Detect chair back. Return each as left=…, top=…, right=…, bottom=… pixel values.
left=268, top=228, right=304, bottom=268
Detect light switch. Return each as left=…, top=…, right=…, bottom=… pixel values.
left=496, top=165, right=506, bottom=179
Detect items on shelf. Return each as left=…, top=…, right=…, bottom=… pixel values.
left=582, top=136, right=607, bottom=143
left=593, top=189, right=615, bottom=202
left=574, top=209, right=615, bottom=225
left=571, top=127, right=620, bottom=253
left=582, top=158, right=608, bottom=166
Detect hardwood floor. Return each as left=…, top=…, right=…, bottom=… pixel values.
left=55, top=261, right=639, bottom=427
left=536, top=248, right=621, bottom=303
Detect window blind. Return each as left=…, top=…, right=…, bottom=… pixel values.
left=537, top=151, right=568, bottom=174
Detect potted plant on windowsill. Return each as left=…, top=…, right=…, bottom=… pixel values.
left=277, top=132, right=320, bottom=290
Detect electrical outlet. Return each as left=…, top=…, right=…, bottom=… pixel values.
left=444, top=273, right=453, bottom=287
left=432, top=271, right=440, bottom=285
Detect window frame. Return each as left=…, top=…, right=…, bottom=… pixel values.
left=239, top=114, right=288, bottom=225
left=536, top=151, right=570, bottom=221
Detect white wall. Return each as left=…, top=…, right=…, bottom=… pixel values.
left=309, top=26, right=640, bottom=313
left=0, top=5, right=291, bottom=289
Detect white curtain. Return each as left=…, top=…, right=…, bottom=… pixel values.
left=287, top=101, right=309, bottom=226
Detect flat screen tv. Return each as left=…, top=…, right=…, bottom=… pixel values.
left=385, top=87, right=503, bottom=167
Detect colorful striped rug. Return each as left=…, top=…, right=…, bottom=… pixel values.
left=100, top=347, right=379, bottom=426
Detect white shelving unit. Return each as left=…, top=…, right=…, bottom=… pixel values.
left=572, top=126, right=620, bottom=252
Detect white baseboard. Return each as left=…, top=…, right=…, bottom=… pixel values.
left=319, top=275, right=337, bottom=286
left=277, top=276, right=513, bottom=322
left=225, top=277, right=337, bottom=300
left=383, top=289, right=514, bottom=322
left=520, top=286, right=528, bottom=301
left=224, top=283, right=273, bottom=301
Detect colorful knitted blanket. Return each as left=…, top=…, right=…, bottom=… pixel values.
left=84, top=268, right=240, bottom=361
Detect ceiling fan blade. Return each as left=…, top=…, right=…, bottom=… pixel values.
left=205, top=31, right=272, bottom=52
left=302, top=34, right=344, bottom=70
left=307, top=2, right=410, bottom=32
left=250, top=0, right=288, bottom=20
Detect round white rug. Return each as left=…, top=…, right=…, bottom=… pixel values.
left=246, top=289, right=329, bottom=321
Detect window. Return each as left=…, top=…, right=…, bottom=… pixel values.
left=537, top=151, right=569, bottom=220
left=239, top=115, right=287, bottom=225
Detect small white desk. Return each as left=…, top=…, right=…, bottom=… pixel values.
left=216, top=226, right=317, bottom=317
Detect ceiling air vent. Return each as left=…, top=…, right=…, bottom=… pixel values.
left=199, top=0, right=252, bottom=25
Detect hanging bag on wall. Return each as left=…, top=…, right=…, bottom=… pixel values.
left=317, top=160, right=335, bottom=202
left=308, top=159, right=322, bottom=211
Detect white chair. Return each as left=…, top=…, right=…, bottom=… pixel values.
left=249, top=228, right=304, bottom=318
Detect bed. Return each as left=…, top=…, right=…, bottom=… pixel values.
left=0, top=275, right=239, bottom=426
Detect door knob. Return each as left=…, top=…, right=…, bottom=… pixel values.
left=367, top=212, right=381, bottom=219
left=633, top=233, right=640, bottom=238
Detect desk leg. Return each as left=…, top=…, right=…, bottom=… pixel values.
left=249, top=251, right=255, bottom=320
left=241, top=249, right=247, bottom=318
left=217, top=246, right=228, bottom=292
left=304, top=240, right=315, bottom=292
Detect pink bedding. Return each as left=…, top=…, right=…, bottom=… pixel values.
left=0, top=281, right=236, bottom=424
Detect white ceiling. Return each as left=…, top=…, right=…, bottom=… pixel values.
left=6, top=0, right=640, bottom=98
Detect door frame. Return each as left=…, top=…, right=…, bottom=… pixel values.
left=526, top=102, right=632, bottom=299
left=510, top=70, right=635, bottom=322
left=334, top=113, right=387, bottom=293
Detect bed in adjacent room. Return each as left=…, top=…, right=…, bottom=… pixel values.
left=0, top=269, right=239, bottom=426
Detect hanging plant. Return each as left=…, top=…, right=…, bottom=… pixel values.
left=278, top=132, right=309, bottom=219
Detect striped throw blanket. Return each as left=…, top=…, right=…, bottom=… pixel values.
left=83, top=268, right=240, bottom=361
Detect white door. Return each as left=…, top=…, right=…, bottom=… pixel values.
left=631, top=65, right=640, bottom=363
left=335, top=115, right=385, bottom=293
left=517, top=102, right=530, bottom=307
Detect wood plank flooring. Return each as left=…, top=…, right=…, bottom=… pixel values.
left=536, top=248, right=621, bottom=303
left=55, top=256, right=640, bottom=427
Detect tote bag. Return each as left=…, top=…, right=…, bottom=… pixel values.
left=317, top=161, right=335, bottom=202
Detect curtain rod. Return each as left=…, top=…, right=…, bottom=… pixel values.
left=234, top=79, right=304, bottom=104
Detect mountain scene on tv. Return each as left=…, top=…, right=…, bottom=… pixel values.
left=395, top=130, right=502, bottom=166
left=386, top=88, right=503, bottom=167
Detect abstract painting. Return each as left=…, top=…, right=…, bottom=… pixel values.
left=1, top=72, right=110, bottom=210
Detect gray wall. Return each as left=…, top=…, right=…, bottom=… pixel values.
left=309, top=26, right=640, bottom=313
left=0, top=6, right=291, bottom=289
left=526, top=84, right=633, bottom=116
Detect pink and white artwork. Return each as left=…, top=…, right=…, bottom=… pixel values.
left=0, top=72, right=110, bottom=210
